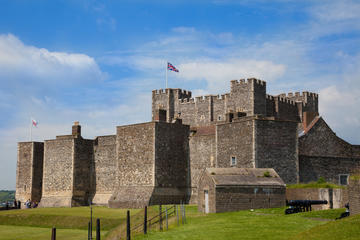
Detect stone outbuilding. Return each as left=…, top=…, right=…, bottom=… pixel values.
left=198, top=168, right=286, bottom=213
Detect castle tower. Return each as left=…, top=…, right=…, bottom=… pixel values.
left=228, top=78, right=267, bottom=116
left=15, top=142, right=44, bottom=206
left=152, top=88, right=192, bottom=123
left=40, top=122, right=94, bottom=207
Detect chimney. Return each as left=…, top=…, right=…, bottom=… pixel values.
left=72, top=121, right=81, bottom=138
left=302, top=112, right=318, bottom=129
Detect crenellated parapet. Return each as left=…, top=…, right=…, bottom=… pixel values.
left=230, top=78, right=266, bottom=93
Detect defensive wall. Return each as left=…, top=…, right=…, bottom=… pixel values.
left=299, top=117, right=360, bottom=184
left=109, top=120, right=190, bottom=208
left=152, top=78, right=318, bottom=127
left=16, top=79, right=360, bottom=208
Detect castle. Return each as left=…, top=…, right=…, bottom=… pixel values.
left=15, top=78, right=360, bottom=208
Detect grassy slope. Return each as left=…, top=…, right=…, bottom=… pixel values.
left=0, top=206, right=355, bottom=240
left=0, top=206, right=144, bottom=240
left=0, top=225, right=106, bottom=240
left=0, top=206, right=140, bottom=230
left=134, top=207, right=348, bottom=240
left=292, top=214, right=360, bottom=240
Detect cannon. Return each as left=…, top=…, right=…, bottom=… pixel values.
left=285, top=200, right=328, bottom=214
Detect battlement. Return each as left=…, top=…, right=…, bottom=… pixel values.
left=179, top=98, right=195, bottom=104
left=152, top=88, right=192, bottom=100
left=282, top=91, right=319, bottom=99
left=230, top=78, right=266, bottom=89
left=266, top=94, right=274, bottom=101
left=277, top=96, right=296, bottom=105
left=267, top=94, right=296, bottom=105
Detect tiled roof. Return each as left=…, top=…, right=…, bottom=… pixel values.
left=205, top=168, right=285, bottom=186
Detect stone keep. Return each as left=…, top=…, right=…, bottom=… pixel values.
left=15, top=79, right=360, bottom=207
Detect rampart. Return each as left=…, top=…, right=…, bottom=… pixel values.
left=152, top=79, right=317, bottom=127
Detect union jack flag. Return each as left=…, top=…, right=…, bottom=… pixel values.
left=167, top=62, right=179, bottom=72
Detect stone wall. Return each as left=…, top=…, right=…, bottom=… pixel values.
left=215, top=186, right=285, bottom=213
left=216, top=117, right=255, bottom=168
left=154, top=121, right=189, bottom=189
left=299, top=117, right=360, bottom=183
left=41, top=137, right=74, bottom=207
left=286, top=188, right=348, bottom=210
left=189, top=126, right=216, bottom=203
left=348, top=175, right=360, bottom=215
left=92, top=135, right=116, bottom=205
left=299, top=156, right=359, bottom=184
left=197, top=171, right=216, bottom=213
left=73, top=138, right=94, bottom=206
left=16, top=142, right=44, bottom=206
left=31, top=142, right=44, bottom=203
left=255, top=119, right=299, bottom=184
left=110, top=121, right=190, bottom=208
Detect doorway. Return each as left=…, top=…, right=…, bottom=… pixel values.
left=204, top=190, right=209, bottom=213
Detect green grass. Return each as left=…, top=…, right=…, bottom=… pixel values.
left=134, top=206, right=355, bottom=240
left=0, top=206, right=141, bottom=231
left=0, top=190, right=15, bottom=203
left=286, top=182, right=344, bottom=189
left=291, top=214, right=360, bottom=240
left=0, top=225, right=106, bottom=240
left=0, top=205, right=357, bottom=240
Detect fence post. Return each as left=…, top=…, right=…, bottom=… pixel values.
left=88, top=222, right=91, bottom=240
left=159, top=205, right=163, bottom=231
left=51, top=227, right=56, bottom=240
left=181, top=203, right=184, bottom=225
left=183, top=203, right=186, bottom=224
left=165, top=207, right=168, bottom=230
left=127, top=210, right=131, bottom=240
left=143, top=206, right=147, bottom=234
left=96, top=218, right=100, bottom=240
left=176, top=205, right=179, bottom=226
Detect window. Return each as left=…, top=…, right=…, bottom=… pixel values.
left=339, top=174, right=349, bottom=185
left=218, top=115, right=222, bottom=121
left=230, top=156, right=237, bottom=166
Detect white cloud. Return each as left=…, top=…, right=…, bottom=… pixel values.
left=311, top=0, right=360, bottom=22
left=178, top=59, right=286, bottom=93
left=0, top=34, right=104, bottom=86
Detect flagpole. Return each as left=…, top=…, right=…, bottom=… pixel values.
left=30, top=118, right=32, bottom=141
left=166, top=61, right=168, bottom=89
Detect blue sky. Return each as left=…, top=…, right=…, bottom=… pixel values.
left=1, top=0, right=360, bottom=189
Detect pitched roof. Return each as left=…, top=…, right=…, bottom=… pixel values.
left=205, top=168, right=285, bottom=187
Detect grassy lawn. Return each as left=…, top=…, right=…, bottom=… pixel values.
left=0, top=205, right=357, bottom=240
left=134, top=207, right=350, bottom=240
left=0, top=206, right=144, bottom=240
left=0, top=225, right=105, bottom=240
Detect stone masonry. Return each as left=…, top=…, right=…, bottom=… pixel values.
left=16, top=79, right=360, bottom=207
